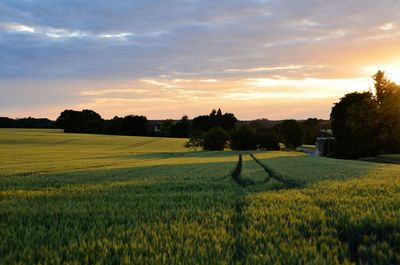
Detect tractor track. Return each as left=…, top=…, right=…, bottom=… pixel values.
left=250, top=154, right=301, bottom=188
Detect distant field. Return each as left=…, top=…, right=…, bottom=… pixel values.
left=301, top=144, right=316, bottom=149
left=0, top=129, right=399, bottom=264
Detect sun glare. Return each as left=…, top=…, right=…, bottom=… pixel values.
left=362, top=64, right=400, bottom=84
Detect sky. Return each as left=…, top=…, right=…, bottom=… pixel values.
left=1, top=0, right=400, bottom=120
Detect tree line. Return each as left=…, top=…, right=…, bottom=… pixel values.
left=56, top=110, right=149, bottom=136
left=185, top=111, right=328, bottom=151
left=0, top=117, right=55, bottom=128
left=331, top=71, right=400, bottom=159
left=53, top=108, right=328, bottom=151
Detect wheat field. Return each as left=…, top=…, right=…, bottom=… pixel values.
left=0, top=129, right=398, bottom=264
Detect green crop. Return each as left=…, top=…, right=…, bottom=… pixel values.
left=376, top=154, right=400, bottom=164
left=0, top=129, right=399, bottom=264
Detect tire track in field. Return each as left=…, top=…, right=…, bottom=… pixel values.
left=231, top=154, right=243, bottom=186
left=230, top=154, right=247, bottom=264
left=249, top=154, right=368, bottom=262
left=115, top=138, right=162, bottom=150
left=231, top=155, right=255, bottom=187
left=250, top=154, right=301, bottom=188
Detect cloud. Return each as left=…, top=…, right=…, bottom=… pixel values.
left=2, top=23, right=35, bottom=33
left=1, top=0, right=400, bottom=119
left=0, top=21, right=135, bottom=40
left=380, top=23, right=393, bottom=31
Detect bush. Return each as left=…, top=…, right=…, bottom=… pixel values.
left=202, top=127, right=229, bottom=151
left=184, top=137, right=203, bottom=151
left=230, top=125, right=257, bottom=150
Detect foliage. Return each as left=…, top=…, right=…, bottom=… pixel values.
left=202, top=127, right=229, bottom=151
left=0, top=117, right=55, bottom=128
left=275, top=119, right=302, bottom=148
left=56, top=109, right=148, bottom=136
left=331, top=92, right=379, bottom=158
left=256, top=127, right=281, bottom=150
left=56, top=109, right=102, bottom=133
left=230, top=125, right=258, bottom=150
left=331, top=71, right=400, bottom=158
left=192, top=108, right=237, bottom=132
left=374, top=72, right=400, bottom=153
left=119, top=115, right=148, bottom=136
left=374, top=70, right=397, bottom=104
left=301, top=118, right=329, bottom=145
left=171, top=115, right=191, bottom=138
left=184, top=137, right=203, bottom=151
left=160, top=119, right=175, bottom=137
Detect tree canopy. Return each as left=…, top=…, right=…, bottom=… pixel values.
left=331, top=71, right=400, bottom=158
left=192, top=108, right=237, bottom=132
left=56, top=110, right=148, bottom=136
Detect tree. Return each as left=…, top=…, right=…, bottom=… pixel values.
left=379, top=95, right=400, bottom=152
left=160, top=119, right=175, bottom=137
left=230, top=125, right=258, bottom=150
left=330, top=71, right=400, bottom=158
left=102, top=116, right=122, bottom=134
left=121, top=115, right=148, bottom=136
left=257, top=127, right=281, bottom=150
left=0, top=117, right=15, bottom=128
left=301, top=118, right=322, bottom=145
left=171, top=115, right=191, bottom=138
left=219, top=112, right=237, bottom=131
left=331, top=92, right=379, bottom=158
left=184, top=137, right=203, bottom=151
left=275, top=120, right=302, bottom=148
left=373, top=70, right=396, bottom=104
left=373, top=72, right=400, bottom=153
left=56, top=109, right=102, bottom=133
left=202, top=127, right=229, bottom=151
left=192, top=108, right=237, bottom=132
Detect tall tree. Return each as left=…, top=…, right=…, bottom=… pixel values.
left=373, top=71, right=400, bottom=152
left=331, top=92, right=379, bottom=158
left=373, top=71, right=396, bottom=104
left=275, top=120, right=302, bottom=148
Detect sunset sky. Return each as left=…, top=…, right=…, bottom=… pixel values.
left=1, top=0, right=400, bottom=120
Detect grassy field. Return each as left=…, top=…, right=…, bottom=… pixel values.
left=0, top=129, right=399, bottom=264
left=375, top=154, right=400, bottom=164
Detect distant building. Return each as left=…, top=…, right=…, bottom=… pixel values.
left=315, top=129, right=334, bottom=156
left=147, top=120, right=163, bottom=134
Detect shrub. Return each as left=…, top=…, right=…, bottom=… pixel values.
left=184, top=137, right=203, bottom=151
